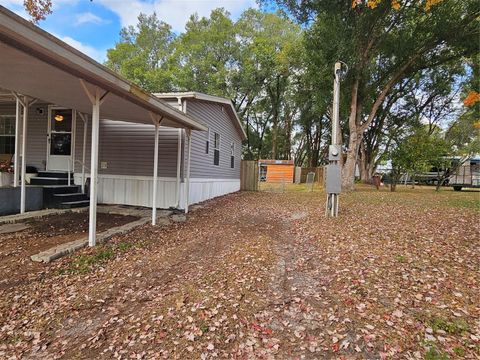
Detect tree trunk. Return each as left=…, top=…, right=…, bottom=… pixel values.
left=390, top=182, right=397, bottom=192
left=359, top=142, right=369, bottom=183
left=342, top=132, right=361, bottom=190
left=271, top=124, right=278, bottom=159
left=342, top=77, right=361, bottom=191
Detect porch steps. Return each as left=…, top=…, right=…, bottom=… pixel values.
left=34, top=171, right=90, bottom=209
left=30, top=177, right=69, bottom=186
left=58, top=200, right=90, bottom=209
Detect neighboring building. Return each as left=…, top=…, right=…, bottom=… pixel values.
left=259, top=159, right=294, bottom=183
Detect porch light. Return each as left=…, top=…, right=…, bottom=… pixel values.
left=54, top=114, right=64, bottom=122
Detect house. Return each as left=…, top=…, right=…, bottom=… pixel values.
left=0, top=6, right=244, bottom=245
left=0, top=92, right=245, bottom=209
left=258, top=159, right=294, bottom=183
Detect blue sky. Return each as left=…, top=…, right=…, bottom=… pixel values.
left=0, top=0, right=257, bottom=63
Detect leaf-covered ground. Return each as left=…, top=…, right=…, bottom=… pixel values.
left=0, top=185, right=479, bottom=359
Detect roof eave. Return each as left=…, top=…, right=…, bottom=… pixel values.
left=155, top=92, right=247, bottom=141
left=0, top=6, right=207, bottom=132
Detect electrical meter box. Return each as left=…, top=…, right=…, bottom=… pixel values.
left=329, top=145, right=341, bottom=161
left=326, top=164, right=341, bottom=194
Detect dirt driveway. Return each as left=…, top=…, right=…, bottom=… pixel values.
left=0, top=187, right=479, bottom=359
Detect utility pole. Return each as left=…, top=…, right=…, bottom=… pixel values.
left=325, top=62, right=343, bottom=217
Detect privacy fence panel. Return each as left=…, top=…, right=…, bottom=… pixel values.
left=240, top=160, right=259, bottom=191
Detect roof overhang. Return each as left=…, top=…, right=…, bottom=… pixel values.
left=0, top=6, right=207, bottom=131
left=155, top=92, right=247, bottom=140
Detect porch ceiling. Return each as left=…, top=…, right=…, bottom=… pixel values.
left=0, top=6, right=207, bottom=131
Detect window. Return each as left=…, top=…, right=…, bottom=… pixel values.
left=205, top=128, right=210, bottom=154
left=213, top=132, right=220, bottom=166
left=230, top=142, right=235, bottom=169
left=0, top=115, right=15, bottom=155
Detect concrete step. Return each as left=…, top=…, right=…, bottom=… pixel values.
left=30, top=177, right=69, bottom=186
left=53, top=192, right=88, bottom=203
left=43, top=185, right=82, bottom=208
left=43, top=185, right=81, bottom=194
left=58, top=200, right=90, bottom=209
left=37, top=171, right=71, bottom=179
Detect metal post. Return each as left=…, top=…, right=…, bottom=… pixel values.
left=175, top=128, right=182, bottom=207
left=184, top=129, right=192, bottom=214
left=88, top=89, right=100, bottom=246
left=14, top=97, right=20, bottom=187
left=326, top=62, right=343, bottom=218
left=152, top=121, right=159, bottom=225
left=20, top=97, right=29, bottom=214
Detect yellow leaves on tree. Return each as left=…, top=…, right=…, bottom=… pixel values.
left=425, top=0, right=443, bottom=11
left=352, top=0, right=443, bottom=11
left=23, top=0, right=52, bottom=23
left=463, top=91, right=480, bottom=107
left=391, top=0, right=401, bottom=10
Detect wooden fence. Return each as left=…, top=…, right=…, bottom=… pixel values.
left=240, top=160, right=259, bottom=191
left=295, top=166, right=325, bottom=183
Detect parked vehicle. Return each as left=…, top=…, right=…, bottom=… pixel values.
left=449, top=157, right=480, bottom=191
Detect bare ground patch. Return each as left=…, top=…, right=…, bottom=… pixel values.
left=0, top=187, right=479, bottom=359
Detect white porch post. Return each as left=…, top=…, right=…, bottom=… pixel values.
left=13, top=97, right=20, bottom=187
left=80, top=80, right=108, bottom=247
left=88, top=89, right=100, bottom=246
left=20, top=96, right=29, bottom=214
left=184, top=129, right=192, bottom=214
left=152, top=120, right=160, bottom=225
left=175, top=128, right=182, bottom=207
left=78, top=112, right=88, bottom=194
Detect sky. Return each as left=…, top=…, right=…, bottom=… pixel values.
left=0, top=0, right=258, bottom=63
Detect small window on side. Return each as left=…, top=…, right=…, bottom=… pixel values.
left=214, top=132, right=220, bottom=166
left=230, top=142, right=235, bottom=169
left=205, top=129, right=210, bottom=154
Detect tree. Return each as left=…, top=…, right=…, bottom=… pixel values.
left=172, top=9, right=239, bottom=97
left=388, top=125, right=448, bottom=191
left=105, top=13, right=176, bottom=92
left=267, top=0, right=480, bottom=190
left=23, top=0, right=52, bottom=23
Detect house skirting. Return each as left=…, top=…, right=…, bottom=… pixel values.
left=74, top=174, right=240, bottom=209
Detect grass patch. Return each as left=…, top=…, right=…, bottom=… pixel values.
left=59, top=246, right=115, bottom=274
left=117, top=241, right=134, bottom=252
left=425, top=346, right=450, bottom=360
left=429, top=317, right=469, bottom=335
left=453, top=347, right=465, bottom=357
left=396, top=255, right=407, bottom=263
left=443, top=197, right=480, bottom=211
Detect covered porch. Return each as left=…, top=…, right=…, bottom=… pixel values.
left=0, top=6, right=207, bottom=245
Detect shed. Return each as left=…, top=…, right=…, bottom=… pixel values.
left=259, top=159, right=294, bottom=183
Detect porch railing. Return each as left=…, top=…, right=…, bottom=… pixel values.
left=68, top=159, right=90, bottom=194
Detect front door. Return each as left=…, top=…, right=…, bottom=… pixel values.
left=47, top=107, right=75, bottom=171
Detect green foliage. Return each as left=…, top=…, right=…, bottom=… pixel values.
left=424, top=346, right=450, bottom=360
left=429, top=317, right=469, bottom=334
left=389, top=125, right=449, bottom=188
left=105, top=13, right=176, bottom=92
left=453, top=347, right=465, bottom=357
left=59, top=247, right=115, bottom=274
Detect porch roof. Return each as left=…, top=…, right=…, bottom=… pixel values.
left=0, top=6, right=207, bottom=131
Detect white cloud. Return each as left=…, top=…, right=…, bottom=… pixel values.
left=75, top=12, right=108, bottom=26
left=54, top=33, right=107, bottom=63
left=97, top=0, right=257, bottom=31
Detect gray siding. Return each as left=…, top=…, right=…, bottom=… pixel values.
left=185, top=100, right=242, bottom=179
left=0, top=102, right=48, bottom=172
left=75, top=119, right=181, bottom=177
